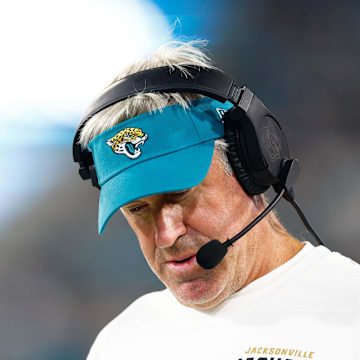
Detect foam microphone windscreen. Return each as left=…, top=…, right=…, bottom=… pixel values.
left=196, top=239, right=228, bottom=270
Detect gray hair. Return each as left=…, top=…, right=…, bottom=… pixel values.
left=79, top=40, right=213, bottom=147
left=79, top=40, right=234, bottom=174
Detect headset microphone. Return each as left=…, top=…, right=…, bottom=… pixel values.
left=196, top=188, right=285, bottom=269
left=196, top=159, right=323, bottom=270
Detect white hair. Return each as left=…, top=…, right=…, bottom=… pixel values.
left=79, top=40, right=234, bottom=174
left=80, top=40, right=212, bottom=146
left=79, top=40, right=283, bottom=230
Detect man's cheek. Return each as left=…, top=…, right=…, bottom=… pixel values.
left=138, top=238, right=154, bottom=259
left=185, top=202, right=215, bottom=232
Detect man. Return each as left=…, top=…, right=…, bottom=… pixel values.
left=77, top=41, right=360, bottom=360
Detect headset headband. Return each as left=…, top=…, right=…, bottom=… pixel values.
left=73, top=66, right=287, bottom=191
left=81, top=66, right=241, bottom=124
left=73, top=67, right=246, bottom=180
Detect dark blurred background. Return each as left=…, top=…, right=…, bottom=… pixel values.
left=1, top=1, right=359, bottom=359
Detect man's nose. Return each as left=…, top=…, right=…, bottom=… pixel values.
left=154, top=203, right=186, bottom=248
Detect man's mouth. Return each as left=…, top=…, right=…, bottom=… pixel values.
left=167, top=253, right=196, bottom=263
left=166, top=255, right=198, bottom=273
left=173, top=256, right=193, bottom=263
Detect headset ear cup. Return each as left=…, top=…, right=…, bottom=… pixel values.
left=224, top=117, right=269, bottom=196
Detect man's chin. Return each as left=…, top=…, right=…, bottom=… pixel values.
left=170, top=278, right=227, bottom=310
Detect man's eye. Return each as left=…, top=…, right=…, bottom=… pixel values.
left=129, top=204, right=147, bottom=214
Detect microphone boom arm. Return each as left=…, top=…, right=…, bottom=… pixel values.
left=196, top=159, right=325, bottom=270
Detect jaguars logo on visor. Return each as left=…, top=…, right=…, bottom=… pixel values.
left=106, top=127, right=148, bottom=159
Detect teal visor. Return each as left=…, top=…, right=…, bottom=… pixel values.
left=88, top=97, right=233, bottom=234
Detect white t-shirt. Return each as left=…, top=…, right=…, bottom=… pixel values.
left=87, top=242, right=360, bottom=360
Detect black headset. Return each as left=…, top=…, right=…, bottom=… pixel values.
left=74, top=66, right=289, bottom=195
left=73, top=66, right=324, bottom=268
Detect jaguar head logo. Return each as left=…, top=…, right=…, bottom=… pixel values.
left=106, top=127, right=148, bottom=159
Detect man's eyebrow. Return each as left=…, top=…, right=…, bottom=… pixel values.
left=123, top=200, right=143, bottom=207
left=121, top=188, right=194, bottom=210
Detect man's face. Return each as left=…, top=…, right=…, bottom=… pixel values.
left=121, top=151, right=261, bottom=309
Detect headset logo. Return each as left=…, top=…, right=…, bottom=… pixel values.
left=216, top=108, right=226, bottom=122
left=262, top=119, right=281, bottom=162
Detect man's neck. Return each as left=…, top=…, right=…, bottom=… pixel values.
left=242, top=229, right=305, bottom=292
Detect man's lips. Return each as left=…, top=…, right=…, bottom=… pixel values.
left=166, top=253, right=196, bottom=263
left=165, top=254, right=198, bottom=274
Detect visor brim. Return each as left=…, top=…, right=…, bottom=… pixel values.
left=98, top=140, right=216, bottom=234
